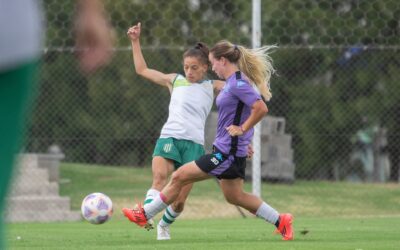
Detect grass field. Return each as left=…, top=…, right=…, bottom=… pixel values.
left=6, top=163, right=400, bottom=249
left=7, top=217, right=400, bottom=250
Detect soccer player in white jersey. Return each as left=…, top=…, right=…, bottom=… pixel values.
left=0, top=1, right=114, bottom=248
left=124, top=22, right=225, bottom=240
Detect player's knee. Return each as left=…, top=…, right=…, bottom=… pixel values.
left=224, top=193, right=241, bottom=205
left=170, top=170, right=186, bottom=186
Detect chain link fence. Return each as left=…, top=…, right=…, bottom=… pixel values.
left=6, top=0, right=400, bottom=222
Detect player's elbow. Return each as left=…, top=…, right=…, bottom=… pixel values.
left=254, top=100, right=268, bottom=116
left=135, top=67, right=146, bottom=76
left=260, top=104, right=268, bottom=116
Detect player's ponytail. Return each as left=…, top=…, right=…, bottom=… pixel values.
left=210, top=40, right=276, bottom=101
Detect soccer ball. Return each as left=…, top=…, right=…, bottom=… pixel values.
left=81, top=192, right=113, bottom=224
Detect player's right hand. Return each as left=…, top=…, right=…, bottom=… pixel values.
left=127, top=22, right=141, bottom=41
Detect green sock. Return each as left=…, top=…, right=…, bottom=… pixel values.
left=159, top=205, right=180, bottom=227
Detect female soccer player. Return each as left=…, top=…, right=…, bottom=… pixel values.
left=125, top=23, right=224, bottom=240
left=123, top=40, right=294, bottom=241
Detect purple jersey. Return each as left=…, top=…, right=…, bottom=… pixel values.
left=214, top=71, right=261, bottom=157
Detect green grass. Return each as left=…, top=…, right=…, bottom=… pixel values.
left=7, top=217, right=400, bottom=249
left=6, top=163, right=400, bottom=249
left=59, top=163, right=400, bottom=218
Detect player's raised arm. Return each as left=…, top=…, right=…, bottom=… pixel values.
left=127, top=22, right=175, bottom=92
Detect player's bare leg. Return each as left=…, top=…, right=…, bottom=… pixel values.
left=157, top=183, right=193, bottom=240
left=220, top=178, right=293, bottom=240
left=143, top=157, right=174, bottom=230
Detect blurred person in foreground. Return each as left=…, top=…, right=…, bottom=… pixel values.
left=123, top=40, right=294, bottom=241
left=125, top=22, right=224, bottom=240
left=0, top=0, right=114, bottom=248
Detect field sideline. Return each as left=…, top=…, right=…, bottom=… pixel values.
left=6, top=163, right=400, bottom=249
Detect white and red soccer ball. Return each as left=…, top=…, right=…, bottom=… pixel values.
left=81, top=192, right=113, bottom=224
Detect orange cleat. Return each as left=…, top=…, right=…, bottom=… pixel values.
left=122, top=204, right=148, bottom=228
left=276, top=213, right=294, bottom=240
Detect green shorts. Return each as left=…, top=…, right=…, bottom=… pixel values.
left=153, top=138, right=205, bottom=169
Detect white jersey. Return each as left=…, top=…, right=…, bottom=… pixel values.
left=160, top=74, right=214, bottom=145
left=0, top=0, right=44, bottom=71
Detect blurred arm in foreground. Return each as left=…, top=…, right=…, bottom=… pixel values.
left=0, top=1, right=116, bottom=249
left=75, top=0, right=116, bottom=74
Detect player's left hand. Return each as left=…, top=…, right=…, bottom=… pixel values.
left=247, top=144, right=254, bottom=158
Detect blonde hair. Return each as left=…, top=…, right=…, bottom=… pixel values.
left=210, top=40, right=276, bottom=101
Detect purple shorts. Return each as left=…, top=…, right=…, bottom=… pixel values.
left=195, top=146, right=246, bottom=179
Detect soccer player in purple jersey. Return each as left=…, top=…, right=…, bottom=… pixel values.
left=123, top=40, right=294, bottom=241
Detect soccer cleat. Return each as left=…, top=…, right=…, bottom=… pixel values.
left=157, top=224, right=171, bottom=240
left=122, top=204, right=148, bottom=228
left=276, top=213, right=294, bottom=240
